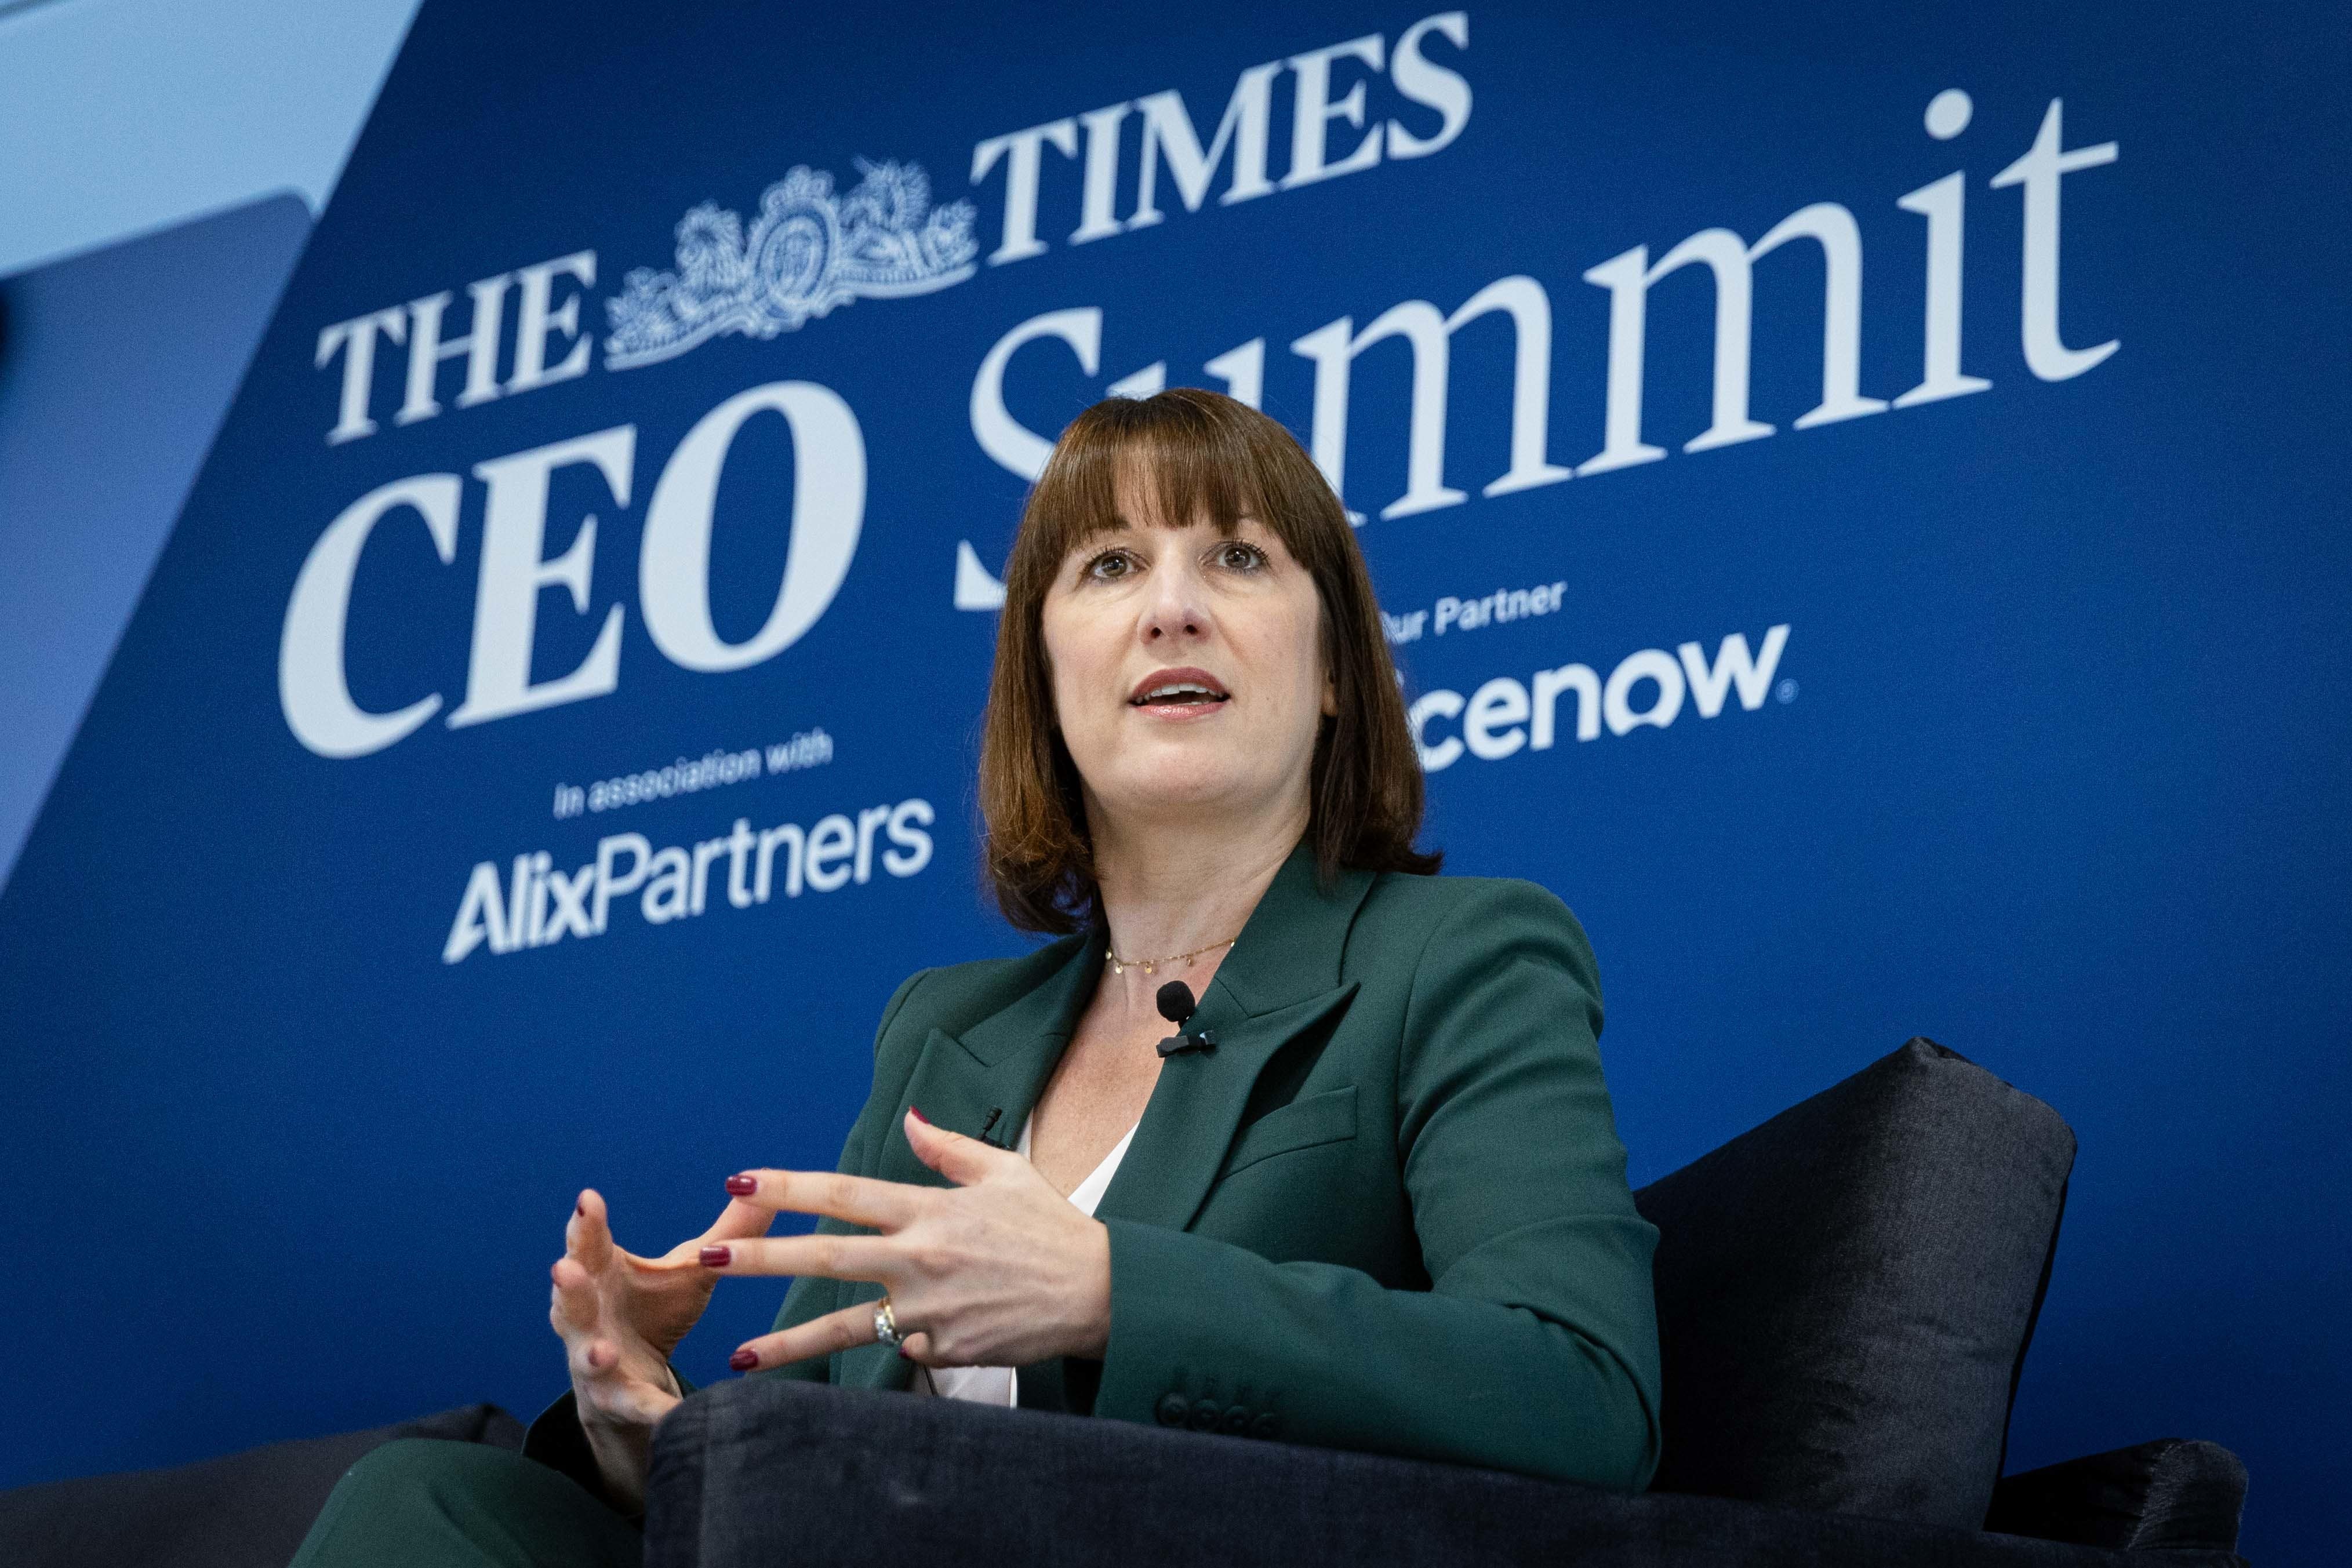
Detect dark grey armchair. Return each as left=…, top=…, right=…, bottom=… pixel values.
left=639, top=1041, right=2249, bottom=1568
left=0, top=1041, right=2251, bottom=1567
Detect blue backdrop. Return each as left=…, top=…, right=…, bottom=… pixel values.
left=2, top=3, right=2344, bottom=1562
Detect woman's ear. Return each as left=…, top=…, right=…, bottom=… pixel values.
left=1322, top=669, right=1339, bottom=718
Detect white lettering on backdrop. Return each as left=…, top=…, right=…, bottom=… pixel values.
left=958, top=93, right=2119, bottom=602
left=278, top=384, right=863, bottom=759
left=441, top=796, right=937, bottom=964
left=281, top=22, right=2118, bottom=763
left=968, top=12, right=1471, bottom=266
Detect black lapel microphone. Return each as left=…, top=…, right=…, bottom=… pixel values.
left=1155, top=981, right=1217, bottom=1057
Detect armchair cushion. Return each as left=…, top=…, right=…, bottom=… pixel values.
left=643, top=1378, right=2248, bottom=1568
left=1631, top=1039, right=2075, bottom=1531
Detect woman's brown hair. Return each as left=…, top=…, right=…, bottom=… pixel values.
left=977, top=387, right=1439, bottom=934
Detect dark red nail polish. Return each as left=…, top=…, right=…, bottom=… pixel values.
left=896, top=1345, right=912, bottom=1360
left=910, top=1106, right=930, bottom=1124
left=724, top=1174, right=757, bottom=1195
left=729, top=1349, right=759, bottom=1371
left=699, top=1245, right=731, bottom=1267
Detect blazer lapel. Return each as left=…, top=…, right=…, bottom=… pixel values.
left=871, top=925, right=1107, bottom=1190
left=1096, top=843, right=1376, bottom=1234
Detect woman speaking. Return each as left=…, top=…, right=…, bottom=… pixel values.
left=293, top=388, right=1662, bottom=1565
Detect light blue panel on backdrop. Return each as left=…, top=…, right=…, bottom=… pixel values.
left=0, top=193, right=311, bottom=882
left=0, top=3, right=2342, bottom=1562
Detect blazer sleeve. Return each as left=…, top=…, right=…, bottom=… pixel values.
left=757, top=965, right=933, bottom=1382
left=1090, top=879, right=1663, bottom=1490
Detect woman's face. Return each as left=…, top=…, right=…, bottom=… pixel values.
left=1039, top=485, right=1335, bottom=840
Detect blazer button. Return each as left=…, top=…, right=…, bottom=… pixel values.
left=1186, top=1401, right=1222, bottom=1432
left=1155, top=1394, right=1190, bottom=1427
left=1250, top=1413, right=1280, bottom=1439
left=1218, top=1407, right=1250, bottom=1436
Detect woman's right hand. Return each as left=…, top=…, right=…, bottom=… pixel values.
left=548, top=1187, right=773, bottom=1514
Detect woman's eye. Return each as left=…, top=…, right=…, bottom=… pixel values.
left=1084, top=550, right=1134, bottom=580
left=1216, top=542, right=1267, bottom=571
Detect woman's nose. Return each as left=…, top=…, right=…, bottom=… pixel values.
left=1142, top=569, right=1207, bottom=643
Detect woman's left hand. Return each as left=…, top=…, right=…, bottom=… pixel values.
left=706, top=1108, right=1113, bottom=1371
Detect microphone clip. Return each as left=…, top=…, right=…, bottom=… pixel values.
left=1156, top=1027, right=1218, bottom=1058
left=1153, top=979, right=1216, bottom=1057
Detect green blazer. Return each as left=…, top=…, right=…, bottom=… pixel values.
left=765, top=841, right=1662, bottom=1490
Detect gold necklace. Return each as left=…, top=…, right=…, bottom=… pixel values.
left=1105, top=934, right=1238, bottom=977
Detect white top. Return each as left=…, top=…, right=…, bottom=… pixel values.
left=913, top=1109, right=1139, bottom=1406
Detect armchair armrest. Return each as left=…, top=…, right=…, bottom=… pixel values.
left=643, top=1380, right=2253, bottom=1568
left=1985, top=1439, right=2248, bottom=1553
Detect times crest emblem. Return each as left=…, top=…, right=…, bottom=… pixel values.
left=605, top=158, right=978, bottom=370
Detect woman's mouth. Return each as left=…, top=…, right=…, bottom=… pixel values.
left=1128, top=668, right=1232, bottom=708
left=1132, top=683, right=1229, bottom=707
